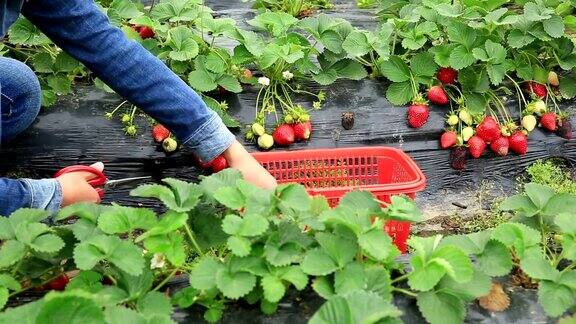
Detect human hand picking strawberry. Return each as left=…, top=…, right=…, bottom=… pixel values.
left=56, top=162, right=105, bottom=206
left=223, top=141, right=277, bottom=189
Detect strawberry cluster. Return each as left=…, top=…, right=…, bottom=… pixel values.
left=246, top=107, right=313, bottom=150
left=433, top=68, right=571, bottom=170
left=406, top=68, right=455, bottom=129
left=152, top=124, right=178, bottom=153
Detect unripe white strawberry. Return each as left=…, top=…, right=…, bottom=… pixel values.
left=251, top=123, right=265, bottom=136
left=257, top=133, right=274, bottom=149
left=462, top=126, right=474, bottom=141
left=447, top=114, right=459, bottom=126
left=459, top=110, right=473, bottom=125
left=533, top=100, right=547, bottom=116
left=522, top=115, right=537, bottom=132
left=548, top=71, right=559, bottom=87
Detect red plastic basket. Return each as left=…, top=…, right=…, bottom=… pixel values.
left=252, top=146, right=426, bottom=253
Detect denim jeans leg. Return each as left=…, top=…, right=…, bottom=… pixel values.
left=0, top=57, right=42, bottom=144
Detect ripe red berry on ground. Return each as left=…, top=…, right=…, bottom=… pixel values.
left=440, top=131, right=457, bottom=149
left=509, top=131, right=528, bottom=155
left=557, top=118, right=573, bottom=139
left=468, top=136, right=486, bottom=158
left=540, top=112, right=557, bottom=132
left=524, top=81, right=547, bottom=99
left=450, top=147, right=467, bottom=170
left=211, top=155, right=229, bottom=173
left=152, top=124, right=170, bottom=143
left=272, top=124, right=295, bottom=146
left=293, top=122, right=312, bottom=141
left=490, top=136, right=509, bottom=156
left=407, top=104, right=429, bottom=128
left=47, top=274, right=69, bottom=291
left=475, top=116, right=500, bottom=143
left=139, top=26, right=155, bottom=39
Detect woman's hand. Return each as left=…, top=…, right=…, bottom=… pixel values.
left=223, top=141, right=277, bottom=189
left=56, top=162, right=104, bottom=207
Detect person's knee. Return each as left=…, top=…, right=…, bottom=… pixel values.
left=0, top=58, right=41, bottom=142
left=0, top=57, right=42, bottom=110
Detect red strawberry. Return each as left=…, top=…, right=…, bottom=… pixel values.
left=196, top=155, right=213, bottom=169
left=524, top=81, right=547, bottom=99
left=450, top=147, right=467, bottom=170
left=440, top=131, right=457, bottom=149
left=540, top=112, right=557, bottom=132
left=557, top=118, right=573, bottom=139
left=509, top=131, right=528, bottom=155
left=211, top=156, right=229, bottom=173
left=130, top=24, right=142, bottom=33
left=437, top=67, right=458, bottom=85
left=293, top=122, right=312, bottom=141
left=407, top=104, right=430, bottom=128
left=475, top=116, right=500, bottom=143
left=152, top=124, right=170, bottom=143
left=468, top=136, right=486, bottom=158
left=47, top=274, right=69, bottom=291
left=490, top=136, right=509, bottom=156
left=139, top=26, right=155, bottom=39
left=427, top=86, right=449, bottom=106
left=272, top=124, right=295, bottom=146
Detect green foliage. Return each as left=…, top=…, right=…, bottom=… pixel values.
left=526, top=160, right=576, bottom=195
left=375, top=0, right=575, bottom=114
left=5, top=171, right=576, bottom=321
left=249, top=0, right=334, bottom=17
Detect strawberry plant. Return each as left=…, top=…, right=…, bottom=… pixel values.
left=372, top=0, right=576, bottom=168
left=3, top=170, right=576, bottom=322
left=247, top=0, right=334, bottom=17
left=230, top=12, right=370, bottom=149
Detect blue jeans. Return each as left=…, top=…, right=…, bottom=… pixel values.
left=0, top=57, right=61, bottom=216
left=1, top=57, right=41, bottom=143
left=0, top=0, right=236, bottom=216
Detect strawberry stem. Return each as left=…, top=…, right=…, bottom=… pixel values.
left=545, top=85, right=561, bottom=114
left=107, top=100, right=129, bottom=117
left=505, top=74, right=528, bottom=106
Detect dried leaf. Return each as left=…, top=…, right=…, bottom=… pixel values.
left=478, top=282, right=510, bottom=312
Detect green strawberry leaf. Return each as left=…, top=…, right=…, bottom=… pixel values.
left=261, top=275, right=286, bottom=303
left=97, top=206, right=157, bottom=234
left=334, top=262, right=366, bottom=294
left=449, top=45, right=476, bottom=70
left=301, top=248, right=339, bottom=276
left=386, top=81, right=413, bottom=105
left=222, top=213, right=269, bottom=237
left=358, top=228, right=394, bottom=261
left=417, top=290, right=465, bottom=324
left=379, top=55, right=411, bottom=82
left=215, top=269, right=256, bottom=300
left=37, top=293, right=104, bottom=324
left=538, top=280, right=575, bottom=317
left=227, top=236, right=252, bottom=257
left=167, top=26, right=199, bottom=61
left=144, top=232, right=186, bottom=267
left=410, top=52, right=437, bottom=77
left=0, top=240, right=26, bottom=269
left=189, top=256, right=224, bottom=291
